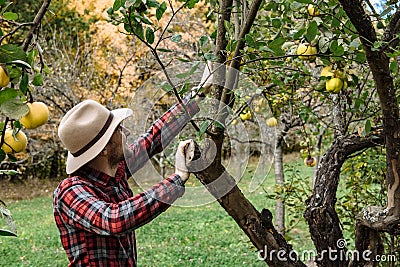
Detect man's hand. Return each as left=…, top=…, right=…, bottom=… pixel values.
left=174, top=139, right=193, bottom=182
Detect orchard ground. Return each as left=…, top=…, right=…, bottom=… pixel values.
left=0, top=153, right=317, bottom=267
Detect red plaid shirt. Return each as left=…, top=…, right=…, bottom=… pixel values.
left=53, top=96, right=199, bottom=267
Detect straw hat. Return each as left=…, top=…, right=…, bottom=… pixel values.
left=58, top=100, right=133, bottom=174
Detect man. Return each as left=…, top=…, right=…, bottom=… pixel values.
left=53, top=64, right=212, bottom=267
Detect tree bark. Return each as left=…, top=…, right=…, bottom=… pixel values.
left=338, top=0, right=400, bottom=217
left=186, top=140, right=306, bottom=267
left=304, top=133, right=384, bottom=267
left=22, top=0, right=52, bottom=51
left=337, top=2, right=400, bottom=264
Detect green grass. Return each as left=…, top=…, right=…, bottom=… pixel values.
left=0, top=158, right=315, bottom=266
left=0, top=197, right=67, bottom=267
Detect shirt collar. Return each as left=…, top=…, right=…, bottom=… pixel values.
left=71, top=165, right=113, bottom=186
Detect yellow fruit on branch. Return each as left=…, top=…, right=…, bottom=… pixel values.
left=296, top=44, right=317, bottom=61
left=0, top=64, right=10, bottom=88
left=304, top=156, right=316, bottom=167
left=240, top=112, right=252, bottom=121
left=266, top=117, right=278, bottom=127
left=1, top=129, right=27, bottom=154
left=307, top=5, right=320, bottom=16
left=320, top=66, right=334, bottom=78
left=326, top=77, right=344, bottom=94
left=20, top=101, right=50, bottom=129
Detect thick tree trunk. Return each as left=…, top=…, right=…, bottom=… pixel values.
left=186, top=139, right=306, bottom=267
left=304, top=133, right=384, bottom=267
left=337, top=2, right=400, bottom=264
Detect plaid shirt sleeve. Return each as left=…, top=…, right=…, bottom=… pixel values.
left=55, top=174, right=185, bottom=235
left=123, top=94, right=200, bottom=175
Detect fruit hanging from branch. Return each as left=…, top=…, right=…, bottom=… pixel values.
left=296, top=44, right=317, bottom=61
left=1, top=129, right=28, bottom=154
left=266, top=117, right=278, bottom=127
left=321, top=66, right=349, bottom=94
left=320, top=66, right=334, bottom=78
left=20, top=102, right=50, bottom=129
left=307, top=4, right=320, bottom=16
left=304, top=156, right=316, bottom=167
left=325, top=77, right=344, bottom=94
left=0, top=64, right=10, bottom=88
left=240, top=111, right=252, bottom=121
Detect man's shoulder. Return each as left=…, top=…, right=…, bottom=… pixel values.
left=54, top=175, right=92, bottom=197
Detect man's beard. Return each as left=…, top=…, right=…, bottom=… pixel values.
left=108, top=145, right=133, bottom=167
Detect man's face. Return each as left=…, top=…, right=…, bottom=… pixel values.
left=107, top=124, right=131, bottom=167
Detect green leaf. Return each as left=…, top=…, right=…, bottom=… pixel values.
left=198, top=120, right=211, bottom=137
left=271, top=18, right=281, bottom=28
left=0, top=169, right=19, bottom=175
left=204, top=52, right=217, bottom=61
left=294, top=0, right=312, bottom=3
left=0, top=44, right=27, bottom=63
left=32, top=73, right=44, bottom=86
left=8, top=66, right=21, bottom=80
left=156, top=2, right=167, bottom=20
left=43, top=64, right=50, bottom=75
left=171, top=34, right=182, bottom=43
left=318, top=37, right=330, bottom=53
left=0, top=149, right=5, bottom=162
left=175, top=63, right=199, bottom=79
left=19, top=72, right=28, bottom=94
left=269, top=37, right=285, bottom=50
left=305, top=21, right=318, bottom=43
left=365, top=120, right=371, bottom=134
left=140, top=15, right=153, bottom=25
left=329, top=40, right=338, bottom=52
left=0, top=98, right=29, bottom=120
left=27, top=49, right=37, bottom=66
left=9, top=60, right=31, bottom=69
left=390, top=60, right=398, bottom=75
left=245, top=34, right=255, bottom=47
left=161, top=81, right=173, bottom=92
left=0, top=229, right=17, bottom=237
left=113, top=0, right=125, bottom=10
left=106, top=7, right=114, bottom=15
left=0, top=88, right=18, bottom=105
left=178, top=82, right=191, bottom=95
left=133, top=24, right=144, bottom=39
left=293, top=28, right=305, bottom=40
left=214, top=120, right=225, bottom=130
left=157, top=48, right=173, bottom=53
left=3, top=12, right=18, bottom=21
left=145, top=27, right=155, bottom=44
left=199, top=35, right=209, bottom=47
left=380, top=7, right=393, bottom=17
left=355, top=52, right=366, bottom=63
left=147, top=0, right=160, bottom=8
left=186, top=0, right=199, bottom=9
left=333, top=45, right=344, bottom=57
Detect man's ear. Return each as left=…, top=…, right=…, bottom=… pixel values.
left=100, top=146, right=108, bottom=156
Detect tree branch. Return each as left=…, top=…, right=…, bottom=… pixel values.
left=22, top=0, right=52, bottom=51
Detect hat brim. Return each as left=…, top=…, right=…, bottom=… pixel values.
left=65, top=108, right=133, bottom=174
